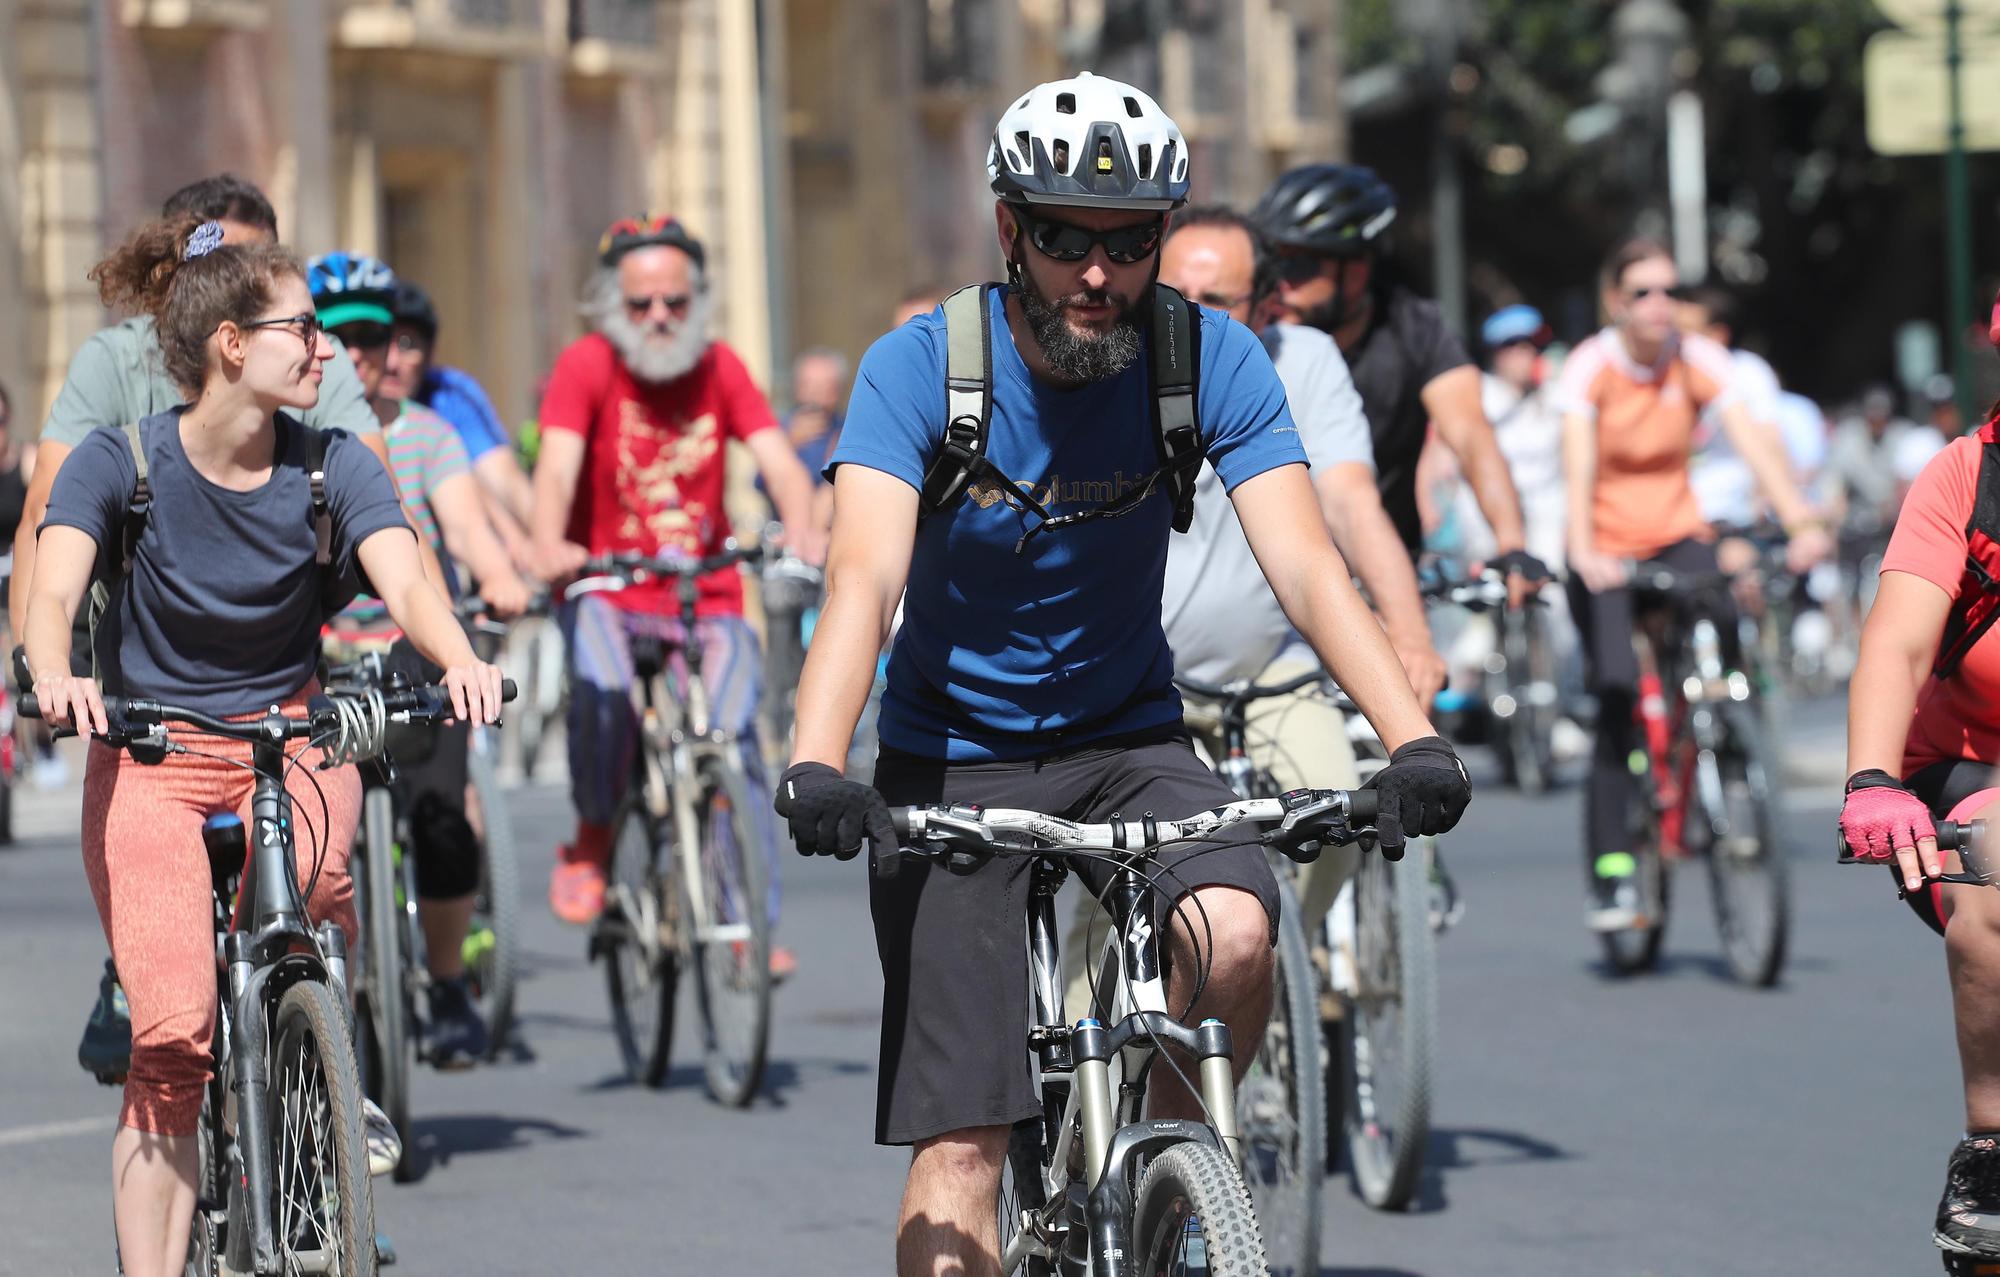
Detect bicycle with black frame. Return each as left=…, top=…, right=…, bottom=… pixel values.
left=1601, top=558, right=1790, bottom=985
left=573, top=543, right=774, bottom=1106
left=887, top=786, right=1384, bottom=1276
left=1419, top=561, right=1562, bottom=794
left=24, top=677, right=506, bottom=1275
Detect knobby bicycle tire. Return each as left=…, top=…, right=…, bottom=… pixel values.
left=685, top=753, right=770, bottom=1106
left=1131, top=1141, right=1268, bottom=1276
left=1705, top=705, right=1790, bottom=987
left=354, top=786, right=411, bottom=1178
left=603, top=792, right=677, bottom=1087
left=1341, top=842, right=1436, bottom=1211
left=466, top=735, right=521, bottom=1057
left=270, top=980, right=377, bottom=1276
left=1239, top=867, right=1323, bottom=1276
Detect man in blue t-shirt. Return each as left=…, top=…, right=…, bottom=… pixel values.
left=772, top=73, right=1471, bottom=1274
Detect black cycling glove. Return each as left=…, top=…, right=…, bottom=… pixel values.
left=774, top=761, right=895, bottom=862
left=1487, top=549, right=1554, bottom=584
left=1369, top=735, right=1471, bottom=856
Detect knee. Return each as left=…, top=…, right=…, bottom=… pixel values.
left=910, top=1125, right=1009, bottom=1188
left=1169, top=887, right=1272, bottom=991
left=409, top=793, right=480, bottom=899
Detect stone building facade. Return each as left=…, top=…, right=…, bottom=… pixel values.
left=0, top=0, right=771, bottom=434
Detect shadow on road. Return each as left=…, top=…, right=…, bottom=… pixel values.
left=1363, top=1125, right=1573, bottom=1214
left=1587, top=949, right=1827, bottom=985
left=400, top=1112, right=590, bottom=1181
left=1320, top=1268, right=1425, bottom=1277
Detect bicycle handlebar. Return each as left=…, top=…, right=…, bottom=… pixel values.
left=20, top=680, right=516, bottom=749
left=1837, top=817, right=1995, bottom=887
left=1172, top=668, right=1326, bottom=708
left=877, top=787, right=1383, bottom=880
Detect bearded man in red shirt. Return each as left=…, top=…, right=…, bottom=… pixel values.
left=531, top=216, right=824, bottom=963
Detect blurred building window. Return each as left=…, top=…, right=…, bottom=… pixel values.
left=923, top=0, right=995, bottom=90
left=570, top=0, right=657, bottom=46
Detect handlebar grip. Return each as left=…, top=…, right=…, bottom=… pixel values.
left=501, top=678, right=517, bottom=704
left=890, top=809, right=911, bottom=840
left=1937, top=820, right=1966, bottom=853
left=1348, top=789, right=1378, bottom=824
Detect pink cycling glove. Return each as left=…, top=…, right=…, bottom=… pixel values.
left=1839, top=770, right=1935, bottom=862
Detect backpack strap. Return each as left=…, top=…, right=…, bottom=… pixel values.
left=305, top=424, right=332, bottom=566
left=918, top=283, right=995, bottom=521
left=1936, top=417, right=2000, bottom=680
left=86, top=422, right=151, bottom=684
left=1148, top=283, right=1203, bottom=533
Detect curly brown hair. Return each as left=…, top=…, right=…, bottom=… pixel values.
left=88, top=215, right=302, bottom=398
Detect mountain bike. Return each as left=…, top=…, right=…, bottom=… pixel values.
left=578, top=545, right=772, bottom=1105
left=1421, top=565, right=1560, bottom=794
left=1173, top=669, right=1326, bottom=1277
left=1601, top=559, right=1789, bottom=986
left=887, top=787, right=1382, bottom=1276
left=24, top=681, right=492, bottom=1276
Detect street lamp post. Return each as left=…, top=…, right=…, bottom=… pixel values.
left=1945, top=0, right=1978, bottom=430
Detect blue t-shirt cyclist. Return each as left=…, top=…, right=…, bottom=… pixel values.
left=772, top=71, right=1472, bottom=1271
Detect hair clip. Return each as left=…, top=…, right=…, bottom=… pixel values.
left=184, top=221, right=226, bottom=261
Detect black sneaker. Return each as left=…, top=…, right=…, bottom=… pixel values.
left=426, top=976, right=490, bottom=1069
left=1938, top=1136, right=2000, bottom=1267
left=78, top=958, right=132, bottom=1084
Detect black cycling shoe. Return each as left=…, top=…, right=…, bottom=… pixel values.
left=1938, top=1136, right=2000, bottom=1269
left=426, top=976, right=490, bottom=1069
left=78, top=958, right=132, bottom=1085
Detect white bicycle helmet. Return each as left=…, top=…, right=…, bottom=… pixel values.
left=987, top=72, right=1190, bottom=211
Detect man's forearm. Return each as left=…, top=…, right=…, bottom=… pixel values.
left=788, top=589, right=891, bottom=770
left=1465, top=440, right=1528, bottom=553
left=1282, top=565, right=1435, bottom=754
left=10, top=505, right=40, bottom=638
left=1324, top=479, right=1428, bottom=643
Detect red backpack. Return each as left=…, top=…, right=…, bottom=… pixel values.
left=1934, top=414, right=2000, bottom=679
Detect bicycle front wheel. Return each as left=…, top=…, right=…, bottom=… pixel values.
left=1238, top=867, right=1322, bottom=1276
left=1705, top=707, right=1790, bottom=987
left=1131, top=1141, right=1268, bottom=1276
left=352, top=786, right=410, bottom=1177
left=270, top=980, right=377, bottom=1276
left=682, top=754, right=771, bottom=1107
left=1341, top=841, right=1436, bottom=1211
left=465, top=733, right=521, bottom=1057
left=997, top=1118, right=1054, bottom=1277
left=601, top=793, right=677, bottom=1087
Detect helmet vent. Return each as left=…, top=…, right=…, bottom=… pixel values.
left=1124, top=96, right=1142, bottom=118
left=1052, top=140, right=1071, bottom=174
left=1174, top=155, right=1189, bottom=181
left=1137, top=143, right=1153, bottom=177
left=1056, top=92, right=1076, bottom=115
left=1014, top=131, right=1031, bottom=169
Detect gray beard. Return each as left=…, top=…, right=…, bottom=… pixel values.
left=585, top=269, right=715, bottom=385
left=1014, top=274, right=1144, bottom=384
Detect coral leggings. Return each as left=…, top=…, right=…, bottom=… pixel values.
left=80, top=687, right=360, bottom=1136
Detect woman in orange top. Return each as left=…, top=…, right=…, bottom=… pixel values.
left=1558, top=238, right=1830, bottom=930
left=1841, top=376, right=2000, bottom=1261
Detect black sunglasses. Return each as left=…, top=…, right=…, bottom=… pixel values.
left=625, top=293, right=695, bottom=317
left=330, top=322, right=392, bottom=350
left=1015, top=209, right=1164, bottom=265
left=240, top=312, right=323, bottom=349
left=1624, top=284, right=1692, bottom=303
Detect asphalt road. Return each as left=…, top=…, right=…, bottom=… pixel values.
left=0, top=697, right=1968, bottom=1275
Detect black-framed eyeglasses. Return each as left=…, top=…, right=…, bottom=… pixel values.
left=331, top=322, right=392, bottom=350
left=1015, top=208, right=1164, bottom=265
left=626, top=293, right=694, bottom=317
left=240, top=312, right=322, bottom=349
left=1623, top=284, right=1691, bottom=303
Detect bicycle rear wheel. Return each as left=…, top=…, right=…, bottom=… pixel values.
left=465, top=733, right=521, bottom=1057
left=352, top=786, right=411, bottom=1178
left=270, top=980, right=377, bottom=1276
left=1131, top=1141, right=1268, bottom=1275
left=997, top=1118, right=1055, bottom=1277
left=1238, top=867, right=1322, bottom=1276
left=1599, top=798, right=1671, bottom=976
left=601, top=793, right=676, bottom=1087
left=683, top=754, right=770, bottom=1107
left=1498, top=607, right=1558, bottom=794
left=1705, top=707, right=1790, bottom=987
left=1340, top=842, right=1435, bottom=1211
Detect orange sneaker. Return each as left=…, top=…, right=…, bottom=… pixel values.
left=768, top=945, right=798, bottom=984
left=549, top=847, right=608, bottom=925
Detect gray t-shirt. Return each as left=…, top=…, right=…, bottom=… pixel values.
left=42, top=409, right=409, bottom=715
left=41, top=316, right=380, bottom=447
left=1162, top=322, right=1374, bottom=684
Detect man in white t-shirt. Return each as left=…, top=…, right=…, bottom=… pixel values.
left=1065, top=207, right=1435, bottom=990
left=1678, top=285, right=1792, bottom=529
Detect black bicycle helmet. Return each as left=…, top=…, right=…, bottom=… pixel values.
left=389, top=280, right=439, bottom=342
left=1253, top=164, right=1398, bottom=257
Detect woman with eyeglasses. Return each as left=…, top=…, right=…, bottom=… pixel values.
left=21, top=214, right=503, bottom=1277
left=1557, top=236, right=1831, bottom=933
